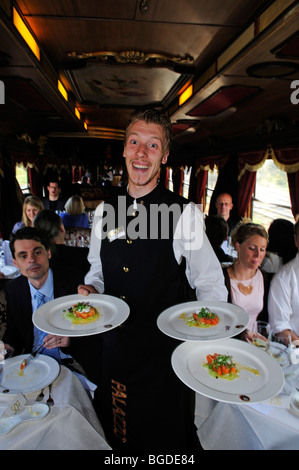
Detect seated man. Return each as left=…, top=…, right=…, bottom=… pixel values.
left=43, top=179, right=66, bottom=213
left=268, top=219, right=299, bottom=344
left=2, top=227, right=84, bottom=361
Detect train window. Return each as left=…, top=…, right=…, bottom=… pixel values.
left=252, top=159, right=293, bottom=229
left=167, top=167, right=174, bottom=192
left=182, top=166, right=192, bottom=199
left=166, top=167, right=192, bottom=198
left=205, top=169, right=218, bottom=214
left=16, top=164, right=30, bottom=194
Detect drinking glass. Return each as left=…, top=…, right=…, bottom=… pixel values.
left=269, top=332, right=292, bottom=367
left=252, top=321, right=271, bottom=352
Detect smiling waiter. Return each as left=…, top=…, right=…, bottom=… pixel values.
left=78, top=109, right=227, bottom=452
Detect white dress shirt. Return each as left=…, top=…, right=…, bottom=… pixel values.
left=268, top=253, right=299, bottom=335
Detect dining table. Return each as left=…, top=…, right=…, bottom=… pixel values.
left=0, top=365, right=111, bottom=450
left=195, top=346, right=299, bottom=450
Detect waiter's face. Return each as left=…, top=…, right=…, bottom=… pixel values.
left=123, top=120, right=169, bottom=192
left=13, top=239, right=51, bottom=287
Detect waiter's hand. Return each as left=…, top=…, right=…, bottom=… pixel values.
left=78, top=284, right=98, bottom=296
left=44, top=335, right=70, bottom=349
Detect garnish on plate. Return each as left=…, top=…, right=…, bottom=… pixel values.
left=63, top=302, right=100, bottom=325
left=203, top=353, right=238, bottom=380
left=179, top=307, right=219, bottom=328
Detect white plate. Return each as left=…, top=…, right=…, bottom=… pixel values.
left=0, top=265, right=19, bottom=278
left=0, top=355, right=60, bottom=395
left=33, top=294, right=130, bottom=337
left=0, top=404, right=49, bottom=435
left=171, top=338, right=285, bottom=404
left=157, top=301, right=249, bottom=341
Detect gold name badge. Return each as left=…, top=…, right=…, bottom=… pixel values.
left=107, top=226, right=126, bottom=242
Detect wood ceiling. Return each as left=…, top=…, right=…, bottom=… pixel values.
left=0, top=0, right=299, bottom=157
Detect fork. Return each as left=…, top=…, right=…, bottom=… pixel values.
left=46, top=383, right=54, bottom=407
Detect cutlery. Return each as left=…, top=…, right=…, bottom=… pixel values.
left=20, top=342, right=45, bottom=370
left=46, top=383, right=54, bottom=407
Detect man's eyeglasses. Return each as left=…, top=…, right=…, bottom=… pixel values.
left=216, top=202, right=231, bottom=206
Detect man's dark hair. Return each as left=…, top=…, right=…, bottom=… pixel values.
left=10, top=226, right=50, bottom=259
left=34, top=209, right=61, bottom=240
left=205, top=215, right=229, bottom=248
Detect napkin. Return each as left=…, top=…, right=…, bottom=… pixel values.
left=1, top=393, right=27, bottom=418
left=248, top=394, right=290, bottom=415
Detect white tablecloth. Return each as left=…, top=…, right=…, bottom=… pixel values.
left=195, top=361, right=299, bottom=450
left=0, top=366, right=111, bottom=450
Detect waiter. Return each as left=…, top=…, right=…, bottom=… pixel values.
left=78, top=109, right=227, bottom=452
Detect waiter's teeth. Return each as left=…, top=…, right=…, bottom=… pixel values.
left=133, top=163, right=148, bottom=169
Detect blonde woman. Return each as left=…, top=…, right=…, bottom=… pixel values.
left=60, top=195, right=89, bottom=228
left=223, top=222, right=270, bottom=341
left=12, top=195, right=43, bottom=233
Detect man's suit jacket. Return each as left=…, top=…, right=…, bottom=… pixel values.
left=3, top=266, right=84, bottom=355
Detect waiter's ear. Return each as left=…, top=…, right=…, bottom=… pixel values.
left=162, top=151, right=169, bottom=165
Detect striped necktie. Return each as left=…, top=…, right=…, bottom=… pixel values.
left=34, top=291, right=61, bottom=363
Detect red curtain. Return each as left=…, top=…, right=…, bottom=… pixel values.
left=237, top=170, right=257, bottom=218
left=274, top=148, right=299, bottom=219
left=28, top=166, right=43, bottom=198
left=195, top=169, right=208, bottom=203
left=237, top=150, right=267, bottom=218
left=287, top=172, right=299, bottom=219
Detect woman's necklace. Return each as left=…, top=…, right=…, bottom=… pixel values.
left=237, top=282, right=253, bottom=295
left=232, top=264, right=254, bottom=295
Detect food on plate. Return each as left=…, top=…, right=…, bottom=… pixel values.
left=203, top=353, right=239, bottom=380
left=179, top=307, right=219, bottom=328
left=20, top=359, right=27, bottom=371
left=63, top=302, right=100, bottom=324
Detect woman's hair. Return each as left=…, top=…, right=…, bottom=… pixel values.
left=231, top=222, right=268, bottom=247
left=64, top=195, right=85, bottom=215
left=124, top=108, right=172, bottom=153
left=34, top=209, right=62, bottom=240
left=22, top=196, right=43, bottom=226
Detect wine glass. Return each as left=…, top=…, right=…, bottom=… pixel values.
left=252, top=321, right=271, bottom=352
left=269, top=332, right=292, bottom=367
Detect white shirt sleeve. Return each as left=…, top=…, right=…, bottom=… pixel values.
left=84, top=202, right=105, bottom=293
left=268, top=260, right=299, bottom=335
left=173, top=202, right=228, bottom=301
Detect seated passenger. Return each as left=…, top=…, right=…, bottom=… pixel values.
left=34, top=210, right=90, bottom=275
left=268, top=219, right=299, bottom=344
left=262, top=218, right=297, bottom=273
left=2, top=227, right=84, bottom=359
left=43, top=179, right=66, bottom=212
left=12, top=195, right=43, bottom=233
left=205, top=215, right=233, bottom=263
left=60, top=195, right=89, bottom=228
left=223, top=222, right=270, bottom=341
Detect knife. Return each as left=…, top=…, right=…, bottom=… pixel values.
left=20, top=342, right=45, bottom=370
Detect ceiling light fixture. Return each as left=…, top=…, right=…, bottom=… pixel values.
left=139, top=0, right=151, bottom=15
left=13, top=7, right=40, bottom=61
left=57, top=80, right=68, bottom=101
left=75, top=107, right=81, bottom=120
left=179, top=84, right=193, bottom=107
